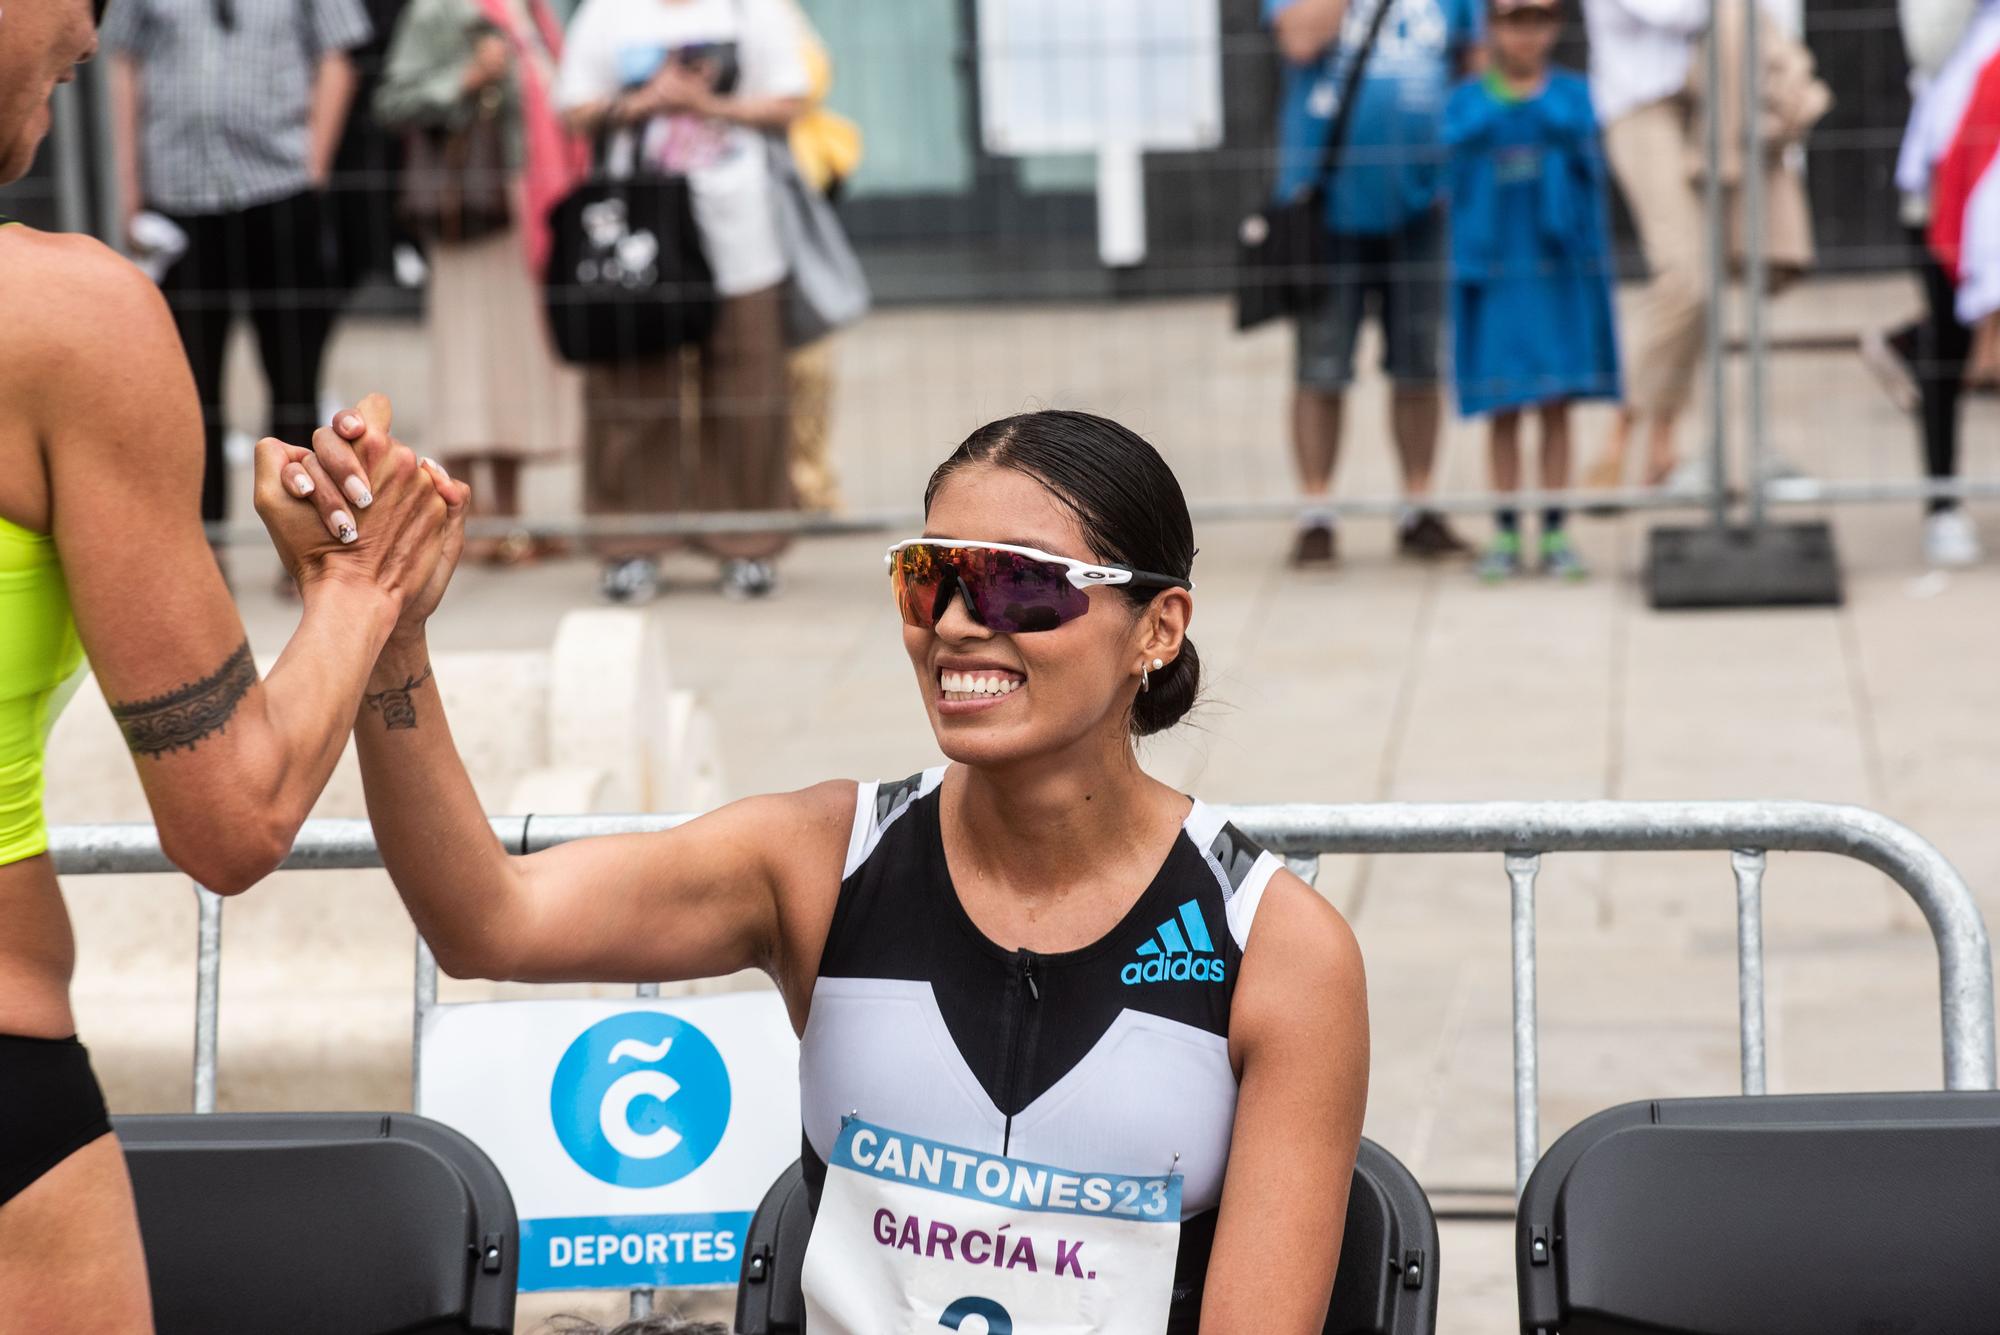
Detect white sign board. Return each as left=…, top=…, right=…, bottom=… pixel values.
left=976, top=0, right=1224, bottom=154
left=417, top=993, right=800, bottom=1292
left=975, top=0, right=1223, bottom=266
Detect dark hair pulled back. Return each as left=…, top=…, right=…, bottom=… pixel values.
left=925, top=411, right=1199, bottom=736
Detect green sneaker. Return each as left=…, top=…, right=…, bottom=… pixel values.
left=1477, top=531, right=1523, bottom=582
left=1540, top=529, right=1589, bottom=580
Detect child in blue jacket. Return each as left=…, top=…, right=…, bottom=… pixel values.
left=1445, top=0, right=1620, bottom=579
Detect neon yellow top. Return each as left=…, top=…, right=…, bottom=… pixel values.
left=0, top=512, right=86, bottom=866
left=2, top=216, right=88, bottom=864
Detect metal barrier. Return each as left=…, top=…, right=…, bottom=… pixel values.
left=50, top=798, right=1998, bottom=1202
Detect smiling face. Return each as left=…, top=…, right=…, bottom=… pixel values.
left=905, top=462, right=1190, bottom=770
left=0, top=0, right=98, bottom=186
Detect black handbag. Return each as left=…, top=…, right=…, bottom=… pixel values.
left=1235, top=0, right=1397, bottom=332
left=543, top=131, right=717, bottom=366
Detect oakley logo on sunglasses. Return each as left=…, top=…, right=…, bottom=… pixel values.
left=886, top=539, right=1191, bottom=635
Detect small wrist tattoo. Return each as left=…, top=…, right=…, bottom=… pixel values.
left=364, top=665, right=434, bottom=731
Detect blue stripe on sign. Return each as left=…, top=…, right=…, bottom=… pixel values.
left=830, top=1118, right=1183, bottom=1223
left=1178, top=899, right=1213, bottom=953
left=518, top=1211, right=752, bottom=1292
left=1156, top=919, right=1190, bottom=955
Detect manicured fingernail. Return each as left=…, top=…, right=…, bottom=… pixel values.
left=343, top=476, right=373, bottom=508
left=291, top=472, right=315, bottom=497
left=421, top=456, right=449, bottom=481
left=332, top=511, right=356, bottom=544
left=337, top=412, right=361, bottom=435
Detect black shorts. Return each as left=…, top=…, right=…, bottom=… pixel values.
left=0, top=1034, right=112, bottom=1206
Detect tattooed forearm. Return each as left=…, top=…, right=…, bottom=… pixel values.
left=109, top=642, right=258, bottom=758
left=363, top=666, right=433, bottom=731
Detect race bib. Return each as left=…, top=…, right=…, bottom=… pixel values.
left=802, top=1119, right=1183, bottom=1335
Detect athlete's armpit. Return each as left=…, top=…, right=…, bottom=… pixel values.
left=108, top=641, right=257, bottom=758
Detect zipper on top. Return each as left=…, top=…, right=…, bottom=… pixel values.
left=999, top=948, right=1041, bottom=1154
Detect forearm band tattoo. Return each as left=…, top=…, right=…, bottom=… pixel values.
left=363, top=665, right=434, bottom=731
left=110, top=641, right=258, bottom=758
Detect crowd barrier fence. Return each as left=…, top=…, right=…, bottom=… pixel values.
left=51, top=799, right=1996, bottom=1202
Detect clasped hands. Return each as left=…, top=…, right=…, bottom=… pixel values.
left=250, top=394, right=472, bottom=633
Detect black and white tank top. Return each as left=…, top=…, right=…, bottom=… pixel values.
left=798, top=768, right=1283, bottom=1331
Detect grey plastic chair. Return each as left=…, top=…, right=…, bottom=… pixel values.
left=116, top=1112, right=517, bottom=1335
left=1516, top=1091, right=2000, bottom=1334
left=736, top=1138, right=1438, bottom=1335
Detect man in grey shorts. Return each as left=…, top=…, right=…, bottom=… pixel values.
left=1268, top=0, right=1482, bottom=565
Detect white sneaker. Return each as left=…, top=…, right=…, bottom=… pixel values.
left=1924, top=509, right=1983, bottom=568
left=720, top=558, right=777, bottom=600
left=598, top=556, right=660, bottom=604
left=392, top=242, right=430, bottom=289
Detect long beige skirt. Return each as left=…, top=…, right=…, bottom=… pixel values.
left=427, top=227, right=581, bottom=459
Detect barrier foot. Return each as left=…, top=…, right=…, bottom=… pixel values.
left=1644, top=521, right=1843, bottom=609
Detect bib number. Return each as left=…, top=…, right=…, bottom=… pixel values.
left=802, top=1119, right=1183, bottom=1335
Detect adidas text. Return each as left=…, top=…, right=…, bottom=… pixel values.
left=1121, top=956, right=1227, bottom=985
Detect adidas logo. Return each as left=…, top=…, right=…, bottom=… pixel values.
left=1119, top=899, right=1226, bottom=986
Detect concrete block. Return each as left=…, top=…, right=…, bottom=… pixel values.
left=546, top=608, right=688, bottom=810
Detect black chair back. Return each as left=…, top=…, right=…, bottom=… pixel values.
left=1331, top=1138, right=1440, bottom=1335
left=117, top=1112, right=517, bottom=1335
left=1516, top=1091, right=2000, bottom=1334
left=736, top=1138, right=1438, bottom=1335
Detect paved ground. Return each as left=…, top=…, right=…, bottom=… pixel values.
left=63, top=277, right=2000, bottom=1331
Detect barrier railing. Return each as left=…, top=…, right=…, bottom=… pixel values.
left=51, top=798, right=1997, bottom=1204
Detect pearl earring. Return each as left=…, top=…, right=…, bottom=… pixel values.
left=1151, top=658, right=1165, bottom=671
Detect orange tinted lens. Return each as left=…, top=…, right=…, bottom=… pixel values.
left=890, top=544, right=945, bottom=628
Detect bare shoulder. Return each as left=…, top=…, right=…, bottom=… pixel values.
left=0, top=227, right=166, bottom=336
left=763, top=778, right=860, bottom=867
left=1240, top=868, right=1367, bottom=1014
left=0, top=228, right=180, bottom=409
left=695, top=778, right=859, bottom=891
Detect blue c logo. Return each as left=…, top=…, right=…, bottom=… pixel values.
left=549, top=1011, right=731, bottom=1188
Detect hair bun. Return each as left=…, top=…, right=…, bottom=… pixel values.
left=1132, top=639, right=1200, bottom=737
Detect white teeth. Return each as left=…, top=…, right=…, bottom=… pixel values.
left=939, top=670, right=1023, bottom=699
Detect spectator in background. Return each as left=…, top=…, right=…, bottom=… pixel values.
left=104, top=0, right=372, bottom=534
left=331, top=0, right=421, bottom=293
left=1575, top=0, right=1706, bottom=492
left=1445, top=0, right=1621, bottom=581
left=775, top=0, right=862, bottom=514
left=555, top=0, right=809, bottom=603
left=1269, top=0, right=1482, bottom=567
left=1861, top=0, right=1978, bottom=417
left=1880, top=0, right=1992, bottom=566
left=375, top=0, right=587, bottom=566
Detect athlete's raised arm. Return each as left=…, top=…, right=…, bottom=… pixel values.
left=6, top=231, right=458, bottom=893
left=307, top=405, right=852, bottom=1016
